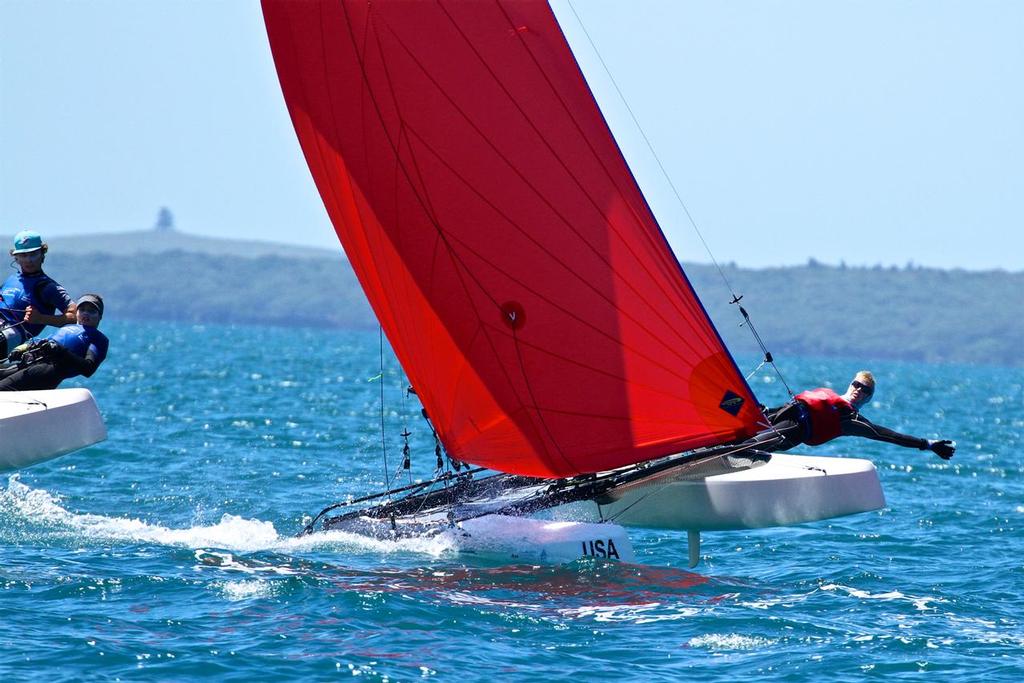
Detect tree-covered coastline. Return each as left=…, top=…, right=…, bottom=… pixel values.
left=36, top=239, right=1021, bottom=367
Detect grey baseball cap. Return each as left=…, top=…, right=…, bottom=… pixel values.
left=76, top=294, right=104, bottom=317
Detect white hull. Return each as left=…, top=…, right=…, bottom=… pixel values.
left=543, top=453, right=885, bottom=531
left=455, top=515, right=635, bottom=563
left=0, top=388, right=107, bottom=472
left=319, top=453, right=884, bottom=567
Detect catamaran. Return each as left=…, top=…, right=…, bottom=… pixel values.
left=261, top=0, right=884, bottom=565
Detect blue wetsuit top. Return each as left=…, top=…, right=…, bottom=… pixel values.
left=46, top=324, right=109, bottom=378
left=0, top=271, right=72, bottom=336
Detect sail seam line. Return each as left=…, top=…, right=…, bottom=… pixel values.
left=345, top=3, right=561, bottom=466
left=385, top=3, right=708, bottom=337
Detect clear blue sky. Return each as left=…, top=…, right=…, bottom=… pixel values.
left=1, top=1, right=1021, bottom=270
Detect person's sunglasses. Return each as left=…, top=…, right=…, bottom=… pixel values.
left=852, top=380, right=873, bottom=394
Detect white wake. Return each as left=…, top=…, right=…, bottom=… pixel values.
left=0, top=475, right=458, bottom=557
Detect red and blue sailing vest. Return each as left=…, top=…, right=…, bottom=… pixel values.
left=794, top=388, right=853, bottom=445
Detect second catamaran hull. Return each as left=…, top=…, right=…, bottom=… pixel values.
left=543, top=453, right=885, bottom=532
left=0, top=388, right=107, bottom=473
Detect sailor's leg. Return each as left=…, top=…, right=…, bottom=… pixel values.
left=0, top=362, right=63, bottom=391
left=747, top=419, right=805, bottom=452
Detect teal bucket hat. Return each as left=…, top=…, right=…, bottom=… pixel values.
left=12, top=230, right=44, bottom=254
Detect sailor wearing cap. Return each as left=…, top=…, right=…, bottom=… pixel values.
left=0, top=294, right=109, bottom=391
left=0, top=230, right=75, bottom=358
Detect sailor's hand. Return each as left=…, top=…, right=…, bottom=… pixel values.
left=23, top=305, right=40, bottom=323
left=928, top=439, right=956, bottom=460
left=7, top=343, right=28, bottom=362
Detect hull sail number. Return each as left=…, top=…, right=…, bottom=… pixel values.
left=581, top=537, right=621, bottom=560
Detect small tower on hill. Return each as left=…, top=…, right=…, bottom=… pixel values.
left=154, top=207, right=175, bottom=233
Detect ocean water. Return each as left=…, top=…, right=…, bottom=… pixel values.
left=1, top=320, right=1021, bottom=681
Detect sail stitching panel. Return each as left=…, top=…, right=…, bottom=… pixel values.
left=529, top=2, right=764, bottom=412
left=362, top=9, right=448, bottom=367
left=475, top=318, right=725, bottom=411
left=368, top=15, right=457, bottom=414
left=422, top=4, right=753, bottom=418
left=365, top=1, right=751, bottom=439
left=368, top=11, right=721, bottom=367
left=421, top=4, right=717, bottom=344
left=371, top=19, right=431, bottom=379
left=490, top=1, right=714, bottom=326
left=397, top=124, right=719, bottom=372
left=498, top=2, right=763, bottom=405
left=441, top=2, right=707, bottom=331
left=351, top=4, right=641, bottom=471
left=507, top=324, right=574, bottom=473
left=332, top=2, right=472, bottom=453
left=335, top=3, right=720, bottom=448
left=513, top=1, right=762, bottom=412
left=352, top=3, right=562, bottom=469
left=303, top=0, right=414, bottom=363
left=373, top=2, right=732, bottom=459
left=345, top=5, right=428, bottom=399
left=438, top=228, right=699, bottom=388
left=266, top=2, right=551, bottom=471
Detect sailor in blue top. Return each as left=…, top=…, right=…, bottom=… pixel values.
left=0, top=230, right=75, bottom=358
left=0, top=294, right=108, bottom=391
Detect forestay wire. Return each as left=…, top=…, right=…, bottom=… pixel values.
left=563, top=1, right=793, bottom=397
left=374, top=325, right=393, bottom=499
left=373, top=328, right=439, bottom=499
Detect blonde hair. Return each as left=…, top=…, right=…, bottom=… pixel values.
left=853, top=370, right=875, bottom=389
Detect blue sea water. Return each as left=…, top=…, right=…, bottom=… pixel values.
left=1, top=320, right=1021, bottom=681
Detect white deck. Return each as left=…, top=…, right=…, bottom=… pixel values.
left=543, top=453, right=886, bottom=532
left=0, top=388, right=107, bottom=472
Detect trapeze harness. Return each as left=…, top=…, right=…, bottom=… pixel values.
left=792, top=388, right=850, bottom=445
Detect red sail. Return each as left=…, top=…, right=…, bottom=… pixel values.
left=261, top=0, right=762, bottom=478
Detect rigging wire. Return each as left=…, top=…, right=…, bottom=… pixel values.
left=563, top=0, right=793, bottom=396
left=375, top=325, right=392, bottom=499
left=399, top=382, right=413, bottom=488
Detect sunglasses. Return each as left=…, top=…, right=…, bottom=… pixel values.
left=851, top=380, right=874, bottom=394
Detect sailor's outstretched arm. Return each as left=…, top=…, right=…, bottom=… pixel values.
left=842, top=414, right=955, bottom=459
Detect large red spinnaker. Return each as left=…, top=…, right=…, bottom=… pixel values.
left=261, top=0, right=762, bottom=477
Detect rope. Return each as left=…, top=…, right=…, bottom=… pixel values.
left=375, top=326, right=392, bottom=499
left=745, top=357, right=768, bottom=381
left=400, top=382, right=413, bottom=487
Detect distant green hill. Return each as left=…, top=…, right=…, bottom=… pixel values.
left=31, top=230, right=1023, bottom=366
left=686, top=262, right=1024, bottom=366
left=45, top=230, right=338, bottom=260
